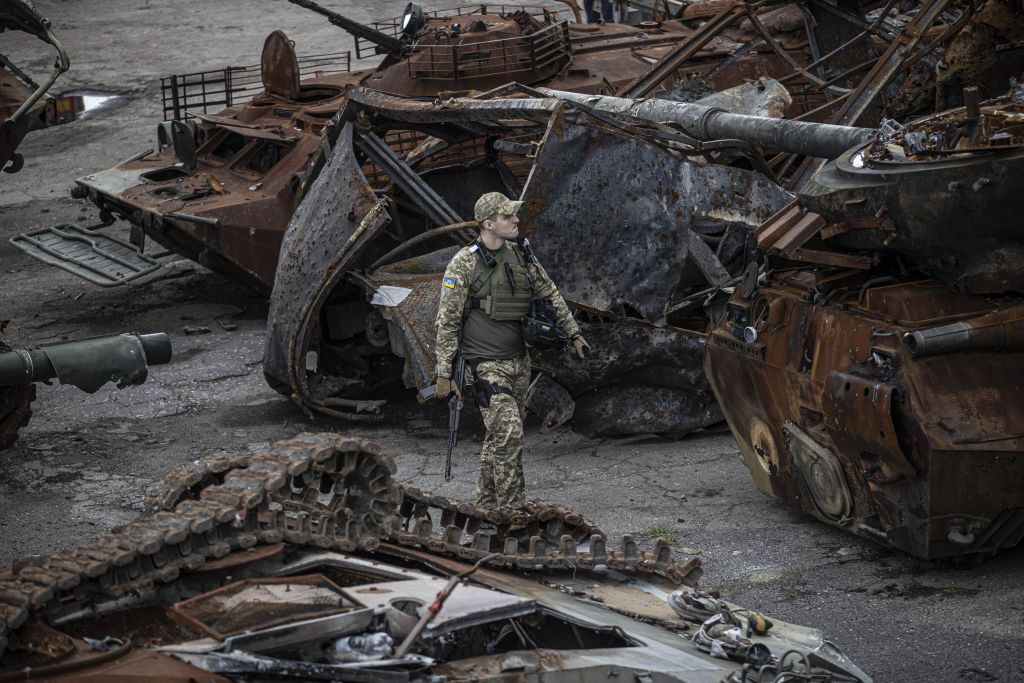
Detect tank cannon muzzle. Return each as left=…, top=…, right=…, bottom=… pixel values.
left=0, top=332, right=172, bottom=392
left=904, top=308, right=1024, bottom=357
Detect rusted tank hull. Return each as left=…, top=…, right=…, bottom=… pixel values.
left=705, top=275, right=1024, bottom=559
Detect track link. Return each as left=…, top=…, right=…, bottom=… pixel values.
left=147, top=444, right=701, bottom=585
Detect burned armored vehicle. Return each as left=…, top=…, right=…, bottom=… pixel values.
left=10, top=0, right=897, bottom=291
left=0, top=432, right=871, bottom=682
left=704, top=92, right=1024, bottom=560
left=0, top=323, right=172, bottom=450
left=0, top=0, right=69, bottom=174
left=11, top=1, right=714, bottom=291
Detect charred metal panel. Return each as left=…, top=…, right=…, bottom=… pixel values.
left=264, top=124, right=389, bottom=414
left=518, top=118, right=792, bottom=320
left=533, top=320, right=721, bottom=437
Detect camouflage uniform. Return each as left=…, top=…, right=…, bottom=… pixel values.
left=435, top=194, right=580, bottom=509
left=472, top=354, right=532, bottom=508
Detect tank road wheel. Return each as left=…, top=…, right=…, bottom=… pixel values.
left=0, top=383, right=35, bottom=450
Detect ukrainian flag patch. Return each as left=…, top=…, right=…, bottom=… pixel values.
left=442, top=276, right=458, bottom=289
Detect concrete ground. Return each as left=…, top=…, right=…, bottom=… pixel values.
left=1, top=2, right=1022, bottom=681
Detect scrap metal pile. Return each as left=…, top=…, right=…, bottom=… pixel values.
left=12, top=0, right=995, bottom=434
left=0, top=432, right=870, bottom=681
left=6, top=0, right=1024, bottom=560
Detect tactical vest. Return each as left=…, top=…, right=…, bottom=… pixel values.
left=463, top=243, right=534, bottom=321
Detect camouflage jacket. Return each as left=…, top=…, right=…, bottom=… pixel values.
left=435, top=242, right=580, bottom=377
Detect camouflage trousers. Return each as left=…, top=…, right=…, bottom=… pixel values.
left=471, top=353, right=531, bottom=509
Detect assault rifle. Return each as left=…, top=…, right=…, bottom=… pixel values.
left=444, top=352, right=466, bottom=481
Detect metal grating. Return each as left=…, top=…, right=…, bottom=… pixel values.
left=9, top=224, right=161, bottom=287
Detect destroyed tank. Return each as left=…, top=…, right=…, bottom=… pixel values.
left=0, top=432, right=871, bottom=682
left=703, top=92, right=1024, bottom=559
left=0, top=323, right=173, bottom=450
left=0, top=0, right=69, bottom=174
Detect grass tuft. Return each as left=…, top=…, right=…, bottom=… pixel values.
left=645, top=523, right=677, bottom=545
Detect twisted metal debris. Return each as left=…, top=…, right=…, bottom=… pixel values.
left=0, top=432, right=699, bottom=658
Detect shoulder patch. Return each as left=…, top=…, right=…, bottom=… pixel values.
left=442, top=276, right=458, bottom=289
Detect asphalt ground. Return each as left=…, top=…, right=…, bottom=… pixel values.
left=1, top=2, right=1022, bottom=681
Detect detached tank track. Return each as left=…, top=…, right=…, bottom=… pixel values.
left=0, top=432, right=701, bottom=658
left=389, top=488, right=701, bottom=585
left=147, top=442, right=701, bottom=585
left=0, top=433, right=398, bottom=658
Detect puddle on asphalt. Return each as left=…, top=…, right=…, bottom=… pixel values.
left=53, top=92, right=119, bottom=123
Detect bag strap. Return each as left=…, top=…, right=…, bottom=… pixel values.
left=467, top=241, right=505, bottom=298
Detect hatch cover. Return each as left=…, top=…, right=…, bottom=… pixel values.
left=10, top=224, right=160, bottom=286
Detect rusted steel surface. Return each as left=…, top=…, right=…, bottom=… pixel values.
left=0, top=433, right=869, bottom=682
left=705, top=94, right=1024, bottom=559
left=706, top=273, right=1024, bottom=559
left=0, top=0, right=69, bottom=174
left=263, top=123, right=388, bottom=418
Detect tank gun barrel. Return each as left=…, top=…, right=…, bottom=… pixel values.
left=287, top=0, right=404, bottom=58
left=535, top=88, right=878, bottom=160
left=0, top=332, right=172, bottom=392
left=904, top=308, right=1024, bottom=358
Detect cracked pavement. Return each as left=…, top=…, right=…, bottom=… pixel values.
left=1, top=2, right=1022, bottom=681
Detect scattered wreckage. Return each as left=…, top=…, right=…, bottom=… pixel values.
left=10, top=0, right=729, bottom=291
left=0, top=432, right=871, bottom=682
left=15, top=0, right=1009, bottom=437
left=6, top=0, right=1023, bottom=558
left=0, top=325, right=172, bottom=450
left=0, top=0, right=69, bottom=174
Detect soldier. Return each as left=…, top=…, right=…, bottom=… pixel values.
left=434, top=192, right=590, bottom=509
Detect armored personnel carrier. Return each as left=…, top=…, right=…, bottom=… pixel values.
left=704, top=92, right=1024, bottom=559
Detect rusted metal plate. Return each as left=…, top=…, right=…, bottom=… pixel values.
left=519, top=115, right=792, bottom=320
left=264, top=123, right=389, bottom=415
left=821, top=372, right=908, bottom=465
left=261, top=30, right=301, bottom=100
left=168, top=574, right=361, bottom=640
